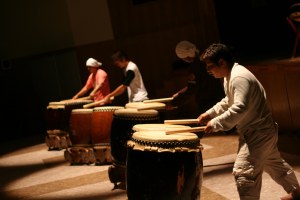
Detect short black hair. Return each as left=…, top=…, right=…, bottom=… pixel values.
left=111, top=50, right=129, bottom=62
left=200, top=43, right=235, bottom=65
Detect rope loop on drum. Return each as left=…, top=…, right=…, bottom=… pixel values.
left=130, top=137, right=200, bottom=150
left=113, top=115, right=160, bottom=121
left=93, top=106, right=124, bottom=112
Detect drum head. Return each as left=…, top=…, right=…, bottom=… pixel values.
left=132, top=123, right=190, bottom=132
left=125, top=102, right=166, bottom=110
left=132, top=130, right=197, bottom=142
left=129, top=130, right=201, bottom=152
left=47, top=102, right=65, bottom=109
left=71, top=108, right=93, bottom=113
left=47, top=100, right=93, bottom=109
left=114, top=108, right=159, bottom=117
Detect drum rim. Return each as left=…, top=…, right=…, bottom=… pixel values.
left=130, top=137, right=200, bottom=148
left=93, top=106, right=124, bottom=112
left=129, top=130, right=201, bottom=151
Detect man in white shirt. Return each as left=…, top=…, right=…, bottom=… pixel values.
left=198, top=43, right=300, bottom=200
left=102, top=50, right=148, bottom=104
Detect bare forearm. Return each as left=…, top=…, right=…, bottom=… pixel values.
left=73, top=87, right=88, bottom=99
left=90, top=83, right=103, bottom=96
left=173, top=86, right=188, bottom=98
left=108, top=85, right=126, bottom=98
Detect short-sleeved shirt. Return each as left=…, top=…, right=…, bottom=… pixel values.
left=85, top=69, right=110, bottom=101
left=122, top=61, right=148, bottom=102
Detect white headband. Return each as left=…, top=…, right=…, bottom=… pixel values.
left=86, top=58, right=102, bottom=67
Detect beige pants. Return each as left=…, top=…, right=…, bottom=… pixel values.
left=233, top=123, right=299, bottom=200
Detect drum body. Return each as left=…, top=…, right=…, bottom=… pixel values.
left=46, top=100, right=93, bottom=131
left=91, top=106, right=124, bottom=144
left=126, top=131, right=203, bottom=200
left=91, top=106, right=123, bottom=165
left=46, top=103, right=68, bottom=131
left=109, top=108, right=160, bottom=187
left=69, top=108, right=93, bottom=145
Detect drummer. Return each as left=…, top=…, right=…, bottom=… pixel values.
left=198, top=43, right=300, bottom=200
left=172, top=41, right=225, bottom=118
left=72, top=58, right=111, bottom=102
left=102, top=50, right=149, bottom=104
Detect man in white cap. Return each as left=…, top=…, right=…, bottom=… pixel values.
left=172, top=40, right=225, bottom=118
left=72, top=58, right=110, bottom=102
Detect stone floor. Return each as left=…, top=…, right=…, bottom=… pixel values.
left=0, top=131, right=299, bottom=200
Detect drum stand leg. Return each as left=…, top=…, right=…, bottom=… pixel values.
left=64, top=145, right=96, bottom=165
left=45, top=130, right=71, bottom=150
left=93, top=144, right=112, bottom=165
left=108, top=164, right=126, bottom=190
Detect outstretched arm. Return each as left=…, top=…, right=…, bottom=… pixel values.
left=102, top=84, right=127, bottom=104
left=72, top=86, right=88, bottom=99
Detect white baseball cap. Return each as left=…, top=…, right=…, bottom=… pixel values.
left=175, top=41, right=198, bottom=59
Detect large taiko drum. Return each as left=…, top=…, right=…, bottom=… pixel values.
left=127, top=131, right=203, bottom=200
left=69, top=108, right=93, bottom=145
left=108, top=108, right=160, bottom=188
left=65, top=108, right=95, bottom=165
left=45, top=100, right=93, bottom=150
left=91, top=106, right=124, bottom=165
left=46, top=100, right=93, bottom=131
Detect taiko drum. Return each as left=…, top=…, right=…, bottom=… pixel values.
left=108, top=108, right=160, bottom=187
left=69, top=108, right=93, bottom=145
left=127, top=130, right=203, bottom=200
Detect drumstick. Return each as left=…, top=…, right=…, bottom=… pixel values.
left=165, top=126, right=206, bottom=135
left=83, top=96, right=114, bottom=108
left=164, top=119, right=199, bottom=125
left=143, top=97, right=174, bottom=103
left=137, top=106, right=166, bottom=111
left=76, top=96, right=92, bottom=100
left=60, top=96, right=91, bottom=102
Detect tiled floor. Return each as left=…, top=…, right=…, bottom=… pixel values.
left=0, top=131, right=299, bottom=200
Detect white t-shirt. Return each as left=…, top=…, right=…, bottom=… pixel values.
left=124, top=61, right=148, bottom=102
